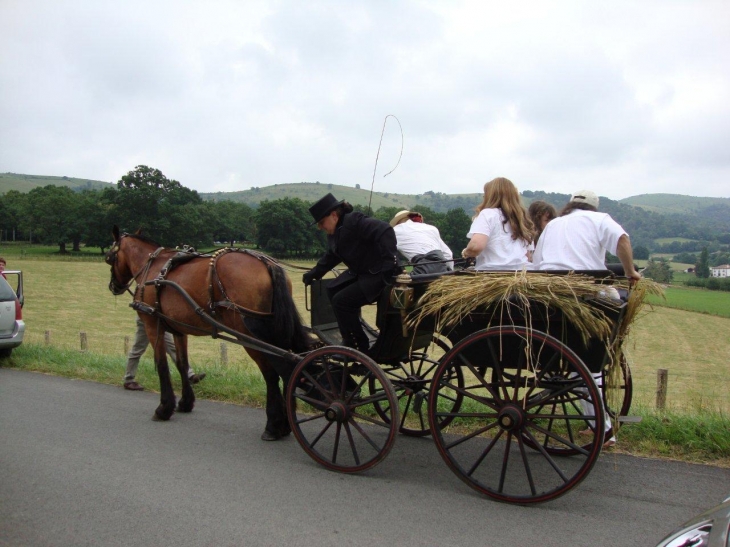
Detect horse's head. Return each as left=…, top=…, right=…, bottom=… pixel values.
left=105, top=225, right=134, bottom=295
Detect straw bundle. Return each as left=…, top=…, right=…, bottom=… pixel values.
left=408, top=270, right=628, bottom=345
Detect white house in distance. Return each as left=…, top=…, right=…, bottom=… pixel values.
left=711, top=264, right=730, bottom=277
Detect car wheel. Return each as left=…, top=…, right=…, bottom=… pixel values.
left=0, top=348, right=13, bottom=358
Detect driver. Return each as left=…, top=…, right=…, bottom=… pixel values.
left=302, top=193, right=399, bottom=354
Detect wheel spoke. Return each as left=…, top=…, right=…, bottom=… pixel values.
left=444, top=420, right=500, bottom=450
left=465, top=429, right=503, bottom=477
left=343, top=422, right=361, bottom=466
left=348, top=418, right=382, bottom=453
left=516, top=434, right=538, bottom=496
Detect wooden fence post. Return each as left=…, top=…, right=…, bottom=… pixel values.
left=656, top=369, right=668, bottom=410
left=124, top=336, right=130, bottom=356
left=45, top=330, right=51, bottom=345
left=220, top=342, right=228, bottom=365
left=80, top=332, right=88, bottom=353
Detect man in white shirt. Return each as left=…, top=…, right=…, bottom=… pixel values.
left=532, top=190, right=641, bottom=283
left=532, top=189, right=640, bottom=448
left=390, top=210, right=454, bottom=275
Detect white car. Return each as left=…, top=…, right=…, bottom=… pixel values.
left=0, top=270, right=25, bottom=358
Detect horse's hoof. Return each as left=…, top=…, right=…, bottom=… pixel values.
left=177, top=401, right=194, bottom=413
left=260, top=430, right=280, bottom=441
left=152, top=408, right=173, bottom=421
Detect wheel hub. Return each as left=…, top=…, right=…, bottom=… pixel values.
left=497, top=405, right=524, bottom=432
left=401, top=374, right=428, bottom=394
left=324, top=401, right=348, bottom=423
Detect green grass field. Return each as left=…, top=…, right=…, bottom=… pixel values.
left=646, top=285, right=730, bottom=318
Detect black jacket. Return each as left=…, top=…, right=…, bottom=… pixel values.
left=307, top=212, right=399, bottom=302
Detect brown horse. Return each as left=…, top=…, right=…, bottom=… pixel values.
left=105, top=226, right=310, bottom=440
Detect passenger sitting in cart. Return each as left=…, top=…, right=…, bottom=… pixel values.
left=531, top=189, right=641, bottom=285
left=389, top=210, right=453, bottom=275
left=302, top=193, right=399, bottom=354
left=460, top=177, right=534, bottom=270
left=532, top=189, right=641, bottom=447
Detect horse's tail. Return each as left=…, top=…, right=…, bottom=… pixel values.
left=267, top=262, right=311, bottom=354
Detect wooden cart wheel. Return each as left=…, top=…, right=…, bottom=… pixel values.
left=369, top=336, right=464, bottom=437
left=286, top=346, right=399, bottom=473
left=524, top=352, right=634, bottom=456
left=428, top=326, right=605, bottom=504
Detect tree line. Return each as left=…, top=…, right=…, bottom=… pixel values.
left=0, top=165, right=473, bottom=258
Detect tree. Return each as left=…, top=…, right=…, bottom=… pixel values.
left=24, top=185, right=79, bottom=252
left=633, top=245, right=650, bottom=260
left=84, top=187, right=120, bottom=252
left=438, top=208, right=473, bottom=258
left=256, top=198, right=319, bottom=256
left=643, top=258, right=674, bottom=283
left=695, top=247, right=710, bottom=278
left=202, top=201, right=255, bottom=246
left=0, top=190, right=29, bottom=242
left=114, top=165, right=204, bottom=246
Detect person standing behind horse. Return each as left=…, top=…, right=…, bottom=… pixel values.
left=389, top=210, right=453, bottom=275
left=123, top=316, right=206, bottom=391
left=302, top=193, right=399, bottom=354
left=461, top=177, right=534, bottom=270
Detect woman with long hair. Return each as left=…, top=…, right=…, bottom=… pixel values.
left=461, top=177, right=533, bottom=270
left=528, top=200, right=558, bottom=244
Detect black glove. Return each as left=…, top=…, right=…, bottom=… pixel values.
left=302, top=271, right=316, bottom=286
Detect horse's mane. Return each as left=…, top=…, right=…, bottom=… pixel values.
left=126, top=232, right=163, bottom=247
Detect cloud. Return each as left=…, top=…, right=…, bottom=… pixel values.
left=1, top=0, right=728, bottom=199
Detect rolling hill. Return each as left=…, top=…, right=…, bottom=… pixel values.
left=0, top=172, right=114, bottom=193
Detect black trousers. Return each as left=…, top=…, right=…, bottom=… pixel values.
left=327, top=278, right=371, bottom=352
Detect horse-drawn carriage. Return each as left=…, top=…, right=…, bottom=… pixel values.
left=106, top=229, right=639, bottom=505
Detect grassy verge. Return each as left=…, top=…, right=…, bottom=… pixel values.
left=6, top=343, right=269, bottom=409
left=615, top=405, right=729, bottom=466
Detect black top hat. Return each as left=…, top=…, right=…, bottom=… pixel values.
left=309, top=193, right=344, bottom=225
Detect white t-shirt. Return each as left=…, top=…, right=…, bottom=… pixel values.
left=532, top=209, right=627, bottom=270
left=467, top=208, right=530, bottom=270
left=393, top=220, right=454, bottom=269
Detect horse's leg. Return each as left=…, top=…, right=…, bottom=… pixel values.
left=172, top=333, right=195, bottom=413
left=149, top=324, right=176, bottom=421
left=252, top=354, right=290, bottom=441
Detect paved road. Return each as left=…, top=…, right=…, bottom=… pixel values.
left=1, top=368, right=728, bottom=547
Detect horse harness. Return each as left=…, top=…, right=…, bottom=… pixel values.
left=110, top=236, right=279, bottom=336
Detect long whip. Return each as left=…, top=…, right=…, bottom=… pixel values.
left=367, top=115, right=403, bottom=216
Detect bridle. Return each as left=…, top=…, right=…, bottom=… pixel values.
left=105, top=234, right=163, bottom=297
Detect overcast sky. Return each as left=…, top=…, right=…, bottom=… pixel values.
left=1, top=1, right=728, bottom=200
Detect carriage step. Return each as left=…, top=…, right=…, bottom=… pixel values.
left=618, top=415, right=642, bottom=423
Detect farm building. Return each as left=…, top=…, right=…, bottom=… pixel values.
left=711, top=264, right=730, bottom=277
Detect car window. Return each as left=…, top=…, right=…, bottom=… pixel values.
left=0, top=276, right=17, bottom=300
